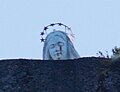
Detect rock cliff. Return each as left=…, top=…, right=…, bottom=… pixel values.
left=0, top=57, right=119, bottom=92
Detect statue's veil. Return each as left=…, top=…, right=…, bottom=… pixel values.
left=43, top=31, right=80, bottom=60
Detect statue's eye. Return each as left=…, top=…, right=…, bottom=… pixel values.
left=58, top=42, right=64, bottom=46
left=50, top=44, right=55, bottom=48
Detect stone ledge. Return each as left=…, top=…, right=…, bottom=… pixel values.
left=0, top=57, right=119, bottom=92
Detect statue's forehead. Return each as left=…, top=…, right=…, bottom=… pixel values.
left=48, top=35, right=65, bottom=43
left=47, top=31, right=66, bottom=42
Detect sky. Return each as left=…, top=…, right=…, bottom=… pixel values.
left=0, top=0, right=120, bottom=59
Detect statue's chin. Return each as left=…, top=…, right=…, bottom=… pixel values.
left=53, top=55, right=63, bottom=60
left=51, top=53, right=62, bottom=60
left=57, top=57, right=61, bottom=60
left=54, top=57, right=62, bottom=60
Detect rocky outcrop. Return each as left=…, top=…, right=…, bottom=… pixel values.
left=0, top=57, right=119, bottom=92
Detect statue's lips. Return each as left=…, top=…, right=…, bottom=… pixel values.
left=55, top=52, right=62, bottom=56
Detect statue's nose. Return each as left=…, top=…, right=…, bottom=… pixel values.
left=55, top=45, right=60, bottom=52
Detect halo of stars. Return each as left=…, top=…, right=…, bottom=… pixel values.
left=40, top=23, right=73, bottom=42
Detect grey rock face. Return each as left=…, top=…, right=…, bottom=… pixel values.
left=0, top=58, right=119, bottom=92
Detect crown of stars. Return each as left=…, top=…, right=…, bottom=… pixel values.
left=40, top=23, right=72, bottom=42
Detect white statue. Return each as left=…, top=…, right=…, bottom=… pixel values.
left=43, top=31, right=80, bottom=60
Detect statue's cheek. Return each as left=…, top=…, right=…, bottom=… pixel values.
left=49, top=48, right=56, bottom=58
left=62, top=46, right=67, bottom=53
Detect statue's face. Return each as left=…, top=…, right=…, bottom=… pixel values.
left=48, top=36, right=67, bottom=60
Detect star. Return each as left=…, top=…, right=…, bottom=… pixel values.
left=64, top=25, right=67, bottom=28
left=40, top=38, right=45, bottom=42
left=50, top=23, right=55, bottom=26
left=44, top=26, right=48, bottom=31
left=68, top=27, right=71, bottom=30
left=40, top=32, right=44, bottom=35
left=58, top=23, right=63, bottom=26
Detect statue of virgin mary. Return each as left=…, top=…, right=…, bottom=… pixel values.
left=43, top=30, right=80, bottom=60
